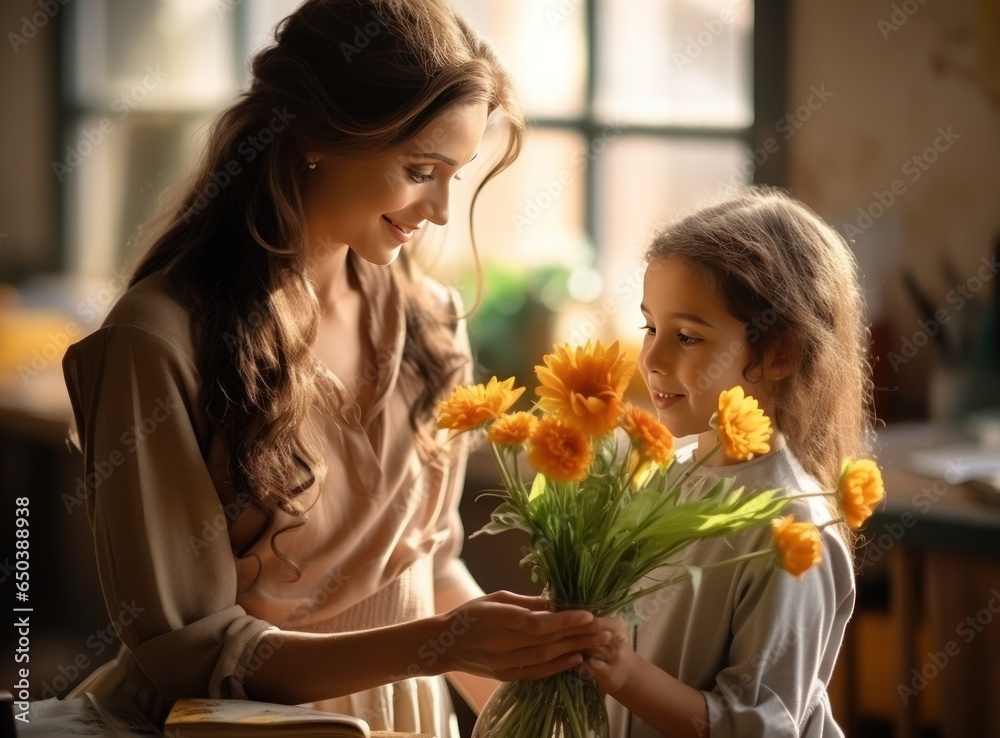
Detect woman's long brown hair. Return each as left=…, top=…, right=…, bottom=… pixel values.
left=128, top=0, right=524, bottom=566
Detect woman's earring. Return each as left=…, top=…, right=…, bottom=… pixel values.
left=307, top=160, right=317, bottom=170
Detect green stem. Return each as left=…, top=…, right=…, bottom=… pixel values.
left=819, top=516, right=847, bottom=529
left=489, top=442, right=519, bottom=505
left=676, top=440, right=722, bottom=487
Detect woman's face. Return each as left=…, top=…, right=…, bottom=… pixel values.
left=638, top=257, right=775, bottom=442
left=302, top=102, right=488, bottom=266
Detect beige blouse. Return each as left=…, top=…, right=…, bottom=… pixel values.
left=61, top=254, right=478, bottom=737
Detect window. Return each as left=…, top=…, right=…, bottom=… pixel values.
left=448, top=0, right=759, bottom=359
left=62, top=0, right=241, bottom=279
left=61, top=0, right=773, bottom=356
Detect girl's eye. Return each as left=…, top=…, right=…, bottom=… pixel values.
left=639, top=323, right=655, bottom=336
left=677, top=332, right=701, bottom=345
left=406, top=168, right=434, bottom=184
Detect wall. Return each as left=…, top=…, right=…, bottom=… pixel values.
left=0, top=1, right=60, bottom=281
left=788, top=0, right=1000, bottom=418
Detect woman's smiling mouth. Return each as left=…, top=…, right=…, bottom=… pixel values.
left=382, top=215, right=419, bottom=241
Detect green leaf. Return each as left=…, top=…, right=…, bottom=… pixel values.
left=528, top=472, right=548, bottom=502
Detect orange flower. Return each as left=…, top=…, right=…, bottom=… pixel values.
left=487, top=411, right=539, bottom=447
left=715, top=386, right=772, bottom=461
left=437, top=377, right=525, bottom=435
left=527, top=415, right=593, bottom=483
left=838, top=458, right=885, bottom=529
left=621, top=404, right=674, bottom=465
left=772, top=515, right=822, bottom=576
left=535, top=340, right=637, bottom=437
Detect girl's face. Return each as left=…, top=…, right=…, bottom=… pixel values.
left=302, top=102, right=487, bottom=266
left=638, top=258, right=775, bottom=445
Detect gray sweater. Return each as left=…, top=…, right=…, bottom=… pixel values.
left=606, top=444, right=856, bottom=738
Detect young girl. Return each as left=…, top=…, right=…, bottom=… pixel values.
left=56, top=1, right=607, bottom=734
left=590, top=187, right=871, bottom=737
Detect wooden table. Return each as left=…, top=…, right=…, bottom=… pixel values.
left=869, top=423, right=1000, bottom=738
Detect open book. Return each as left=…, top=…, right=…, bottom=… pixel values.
left=164, top=698, right=370, bottom=737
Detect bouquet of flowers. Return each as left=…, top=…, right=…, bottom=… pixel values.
left=437, top=341, right=884, bottom=738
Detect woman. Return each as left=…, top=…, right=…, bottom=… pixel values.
left=60, top=1, right=606, bottom=734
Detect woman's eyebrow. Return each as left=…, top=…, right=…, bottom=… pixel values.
left=410, top=152, right=456, bottom=165
left=409, top=151, right=479, bottom=166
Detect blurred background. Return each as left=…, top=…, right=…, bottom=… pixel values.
left=1, top=0, right=999, bottom=736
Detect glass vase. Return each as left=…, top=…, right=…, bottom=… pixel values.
left=471, top=670, right=610, bottom=738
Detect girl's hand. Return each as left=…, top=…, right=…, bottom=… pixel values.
left=440, top=590, right=611, bottom=681
left=580, top=614, right=636, bottom=696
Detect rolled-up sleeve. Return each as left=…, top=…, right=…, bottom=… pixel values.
left=63, top=323, right=276, bottom=704
left=702, top=523, right=856, bottom=738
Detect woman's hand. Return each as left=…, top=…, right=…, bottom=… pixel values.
left=439, top=590, right=611, bottom=681
left=580, top=614, right=636, bottom=696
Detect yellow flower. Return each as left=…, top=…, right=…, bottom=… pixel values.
left=437, top=377, right=525, bottom=435
left=535, top=340, right=637, bottom=437
left=772, top=515, right=822, bottom=576
left=838, top=458, right=885, bottom=529
left=621, top=404, right=675, bottom=465
left=715, top=386, right=772, bottom=461
left=487, top=411, right=539, bottom=447
left=527, top=415, right=593, bottom=483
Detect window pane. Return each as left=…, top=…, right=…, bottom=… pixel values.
left=596, top=0, right=752, bottom=126
left=244, top=0, right=302, bottom=69
left=452, top=0, right=587, bottom=119
left=586, top=136, right=747, bottom=345
left=427, top=128, right=591, bottom=286
left=69, top=0, right=237, bottom=111
left=65, top=114, right=211, bottom=277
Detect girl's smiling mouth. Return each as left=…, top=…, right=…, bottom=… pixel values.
left=651, top=391, right=685, bottom=409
